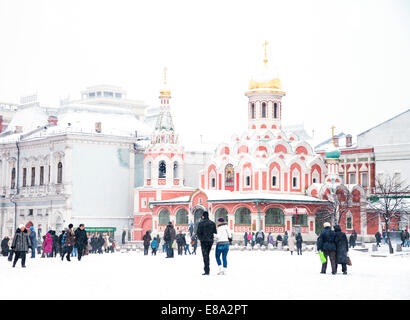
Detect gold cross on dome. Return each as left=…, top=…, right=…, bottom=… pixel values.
left=163, top=67, right=167, bottom=86
left=331, top=125, right=336, bottom=145
left=262, top=40, right=269, bottom=63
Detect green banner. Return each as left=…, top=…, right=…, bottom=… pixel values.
left=84, top=227, right=117, bottom=232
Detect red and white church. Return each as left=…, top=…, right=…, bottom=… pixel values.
left=133, top=52, right=378, bottom=242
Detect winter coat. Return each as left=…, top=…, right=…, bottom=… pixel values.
left=296, top=234, right=303, bottom=248
left=65, top=229, right=76, bottom=247
left=334, top=225, right=349, bottom=264
left=196, top=217, right=217, bottom=243
left=375, top=232, right=381, bottom=242
left=349, top=234, right=356, bottom=246
left=317, top=227, right=336, bottom=252
left=151, top=239, right=159, bottom=249
left=268, top=234, right=274, bottom=245
left=74, top=228, right=88, bottom=248
left=191, top=235, right=198, bottom=247
left=163, top=225, right=176, bottom=242
left=401, top=231, right=406, bottom=241
left=244, top=232, right=248, bottom=241
left=176, top=233, right=184, bottom=246
left=288, top=235, right=296, bottom=251
left=29, top=230, right=38, bottom=248
left=11, top=229, right=32, bottom=252
left=276, top=235, right=283, bottom=242
left=43, top=234, right=53, bottom=253
left=247, top=233, right=252, bottom=241
left=143, top=232, right=152, bottom=246
left=215, top=223, right=232, bottom=244
left=283, top=233, right=288, bottom=246
left=1, top=237, right=10, bottom=255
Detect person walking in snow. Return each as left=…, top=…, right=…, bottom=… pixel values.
left=288, top=232, right=296, bottom=255
left=43, top=233, right=53, bottom=258
left=11, top=224, right=32, bottom=268
left=61, top=224, right=75, bottom=261
left=317, top=222, right=337, bottom=274
left=74, top=224, right=88, bottom=261
left=1, top=236, right=10, bottom=257
left=267, top=233, right=274, bottom=246
left=191, top=234, right=198, bottom=255
left=196, top=211, right=217, bottom=275
left=251, top=232, right=256, bottom=248
left=375, top=231, right=382, bottom=247
left=283, top=231, right=288, bottom=247
left=151, top=237, right=159, bottom=256
left=276, top=234, right=283, bottom=247
left=176, top=231, right=185, bottom=256
left=296, top=233, right=303, bottom=255
left=143, top=230, right=152, bottom=255
left=334, top=225, right=349, bottom=275
left=400, top=230, right=406, bottom=247
left=184, top=233, right=191, bottom=255
left=163, top=221, right=176, bottom=258
left=244, top=232, right=249, bottom=247
left=247, top=232, right=252, bottom=247
left=215, top=217, right=232, bottom=275
left=28, top=226, right=37, bottom=258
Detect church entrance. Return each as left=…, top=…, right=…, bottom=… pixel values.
left=193, top=207, right=205, bottom=234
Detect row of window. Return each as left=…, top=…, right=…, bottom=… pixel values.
left=209, top=168, right=319, bottom=190
left=158, top=207, right=309, bottom=226
left=10, top=162, right=63, bottom=189
left=250, top=102, right=279, bottom=119
left=88, top=91, right=122, bottom=99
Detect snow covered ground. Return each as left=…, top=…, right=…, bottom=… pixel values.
left=1, top=244, right=409, bottom=300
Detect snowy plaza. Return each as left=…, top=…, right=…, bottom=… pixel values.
left=1, top=243, right=410, bottom=300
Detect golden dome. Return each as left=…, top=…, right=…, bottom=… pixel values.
left=159, top=89, right=171, bottom=97
left=248, top=77, right=282, bottom=90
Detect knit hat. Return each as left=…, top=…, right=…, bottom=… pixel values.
left=68, top=224, right=73, bottom=229
left=323, top=222, right=331, bottom=228
left=29, top=226, right=34, bottom=231
left=217, top=217, right=225, bottom=223
left=18, top=224, right=25, bottom=229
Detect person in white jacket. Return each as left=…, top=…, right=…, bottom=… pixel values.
left=215, top=217, right=232, bottom=275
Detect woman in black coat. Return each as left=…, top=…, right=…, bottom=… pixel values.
left=334, top=225, right=349, bottom=275
left=142, top=231, right=152, bottom=255
left=296, top=233, right=303, bottom=255
left=1, top=236, right=10, bottom=256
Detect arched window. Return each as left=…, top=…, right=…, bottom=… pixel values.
left=235, top=207, right=251, bottom=225
left=31, top=167, right=35, bottom=186
left=251, top=103, right=255, bottom=119
left=225, top=164, right=234, bottom=187
left=176, top=208, right=188, bottom=225
left=159, top=160, right=166, bottom=178
left=146, top=161, right=152, bottom=179
left=209, top=170, right=216, bottom=189
left=312, top=169, right=319, bottom=184
left=265, top=208, right=284, bottom=225
left=271, top=167, right=279, bottom=187
left=214, top=207, right=228, bottom=223
left=244, top=168, right=251, bottom=187
left=158, top=209, right=170, bottom=225
left=57, top=162, right=63, bottom=184
left=11, top=168, right=16, bottom=189
left=173, top=162, right=179, bottom=179
left=292, top=168, right=299, bottom=188
left=262, top=102, right=266, bottom=118
left=274, top=103, right=278, bottom=118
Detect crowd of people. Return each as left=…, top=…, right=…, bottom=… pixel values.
left=1, top=223, right=116, bottom=268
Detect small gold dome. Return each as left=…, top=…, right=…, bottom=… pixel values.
left=248, top=77, right=282, bottom=90
left=159, top=89, right=171, bottom=97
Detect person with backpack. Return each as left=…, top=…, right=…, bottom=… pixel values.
left=196, top=211, right=217, bottom=275
left=215, top=217, right=232, bottom=275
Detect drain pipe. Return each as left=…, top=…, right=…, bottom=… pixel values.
left=11, top=140, right=21, bottom=231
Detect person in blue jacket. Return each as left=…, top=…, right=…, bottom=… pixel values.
left=151, top=237, right=159, bottom=256
left=28, top=226, right=38, bottom=258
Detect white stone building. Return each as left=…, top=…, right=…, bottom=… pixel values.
left=0, top=86, right=150, bottom=242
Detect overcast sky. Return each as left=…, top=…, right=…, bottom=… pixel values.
left=0, top=0, right=409, bottom=146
